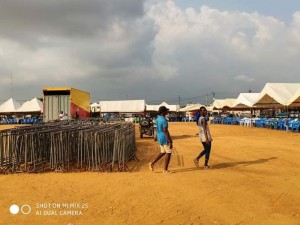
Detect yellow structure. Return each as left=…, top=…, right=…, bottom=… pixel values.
left=43, top=87, right=90, bottom=121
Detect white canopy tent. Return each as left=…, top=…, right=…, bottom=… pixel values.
left=99, top=100, right=146, bottom=113
left=253, top=83, right=300, bottom=108
left=16, top=97, right=43, bottom=113
left=233, top=93, right=260, bottom=109
left=213, top=99, right=237, bottom=109
left=179, top=103, right=202, bottom=112
left=145, top=104, right=159, bottom=111
left=0, top=98, right=21, bottom=114
left=212, top=99, right=225, bottom=109
left=287, top=89, right=300, bottom=107
left=221, top=99, right=237, bottom=109
left=146, top=102, right=179, bottom=112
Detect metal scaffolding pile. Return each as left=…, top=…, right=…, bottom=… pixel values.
left=0, top=122, right=136, bottom=174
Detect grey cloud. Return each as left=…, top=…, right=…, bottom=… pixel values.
left=0, top=0, right=157, bottom=96
left=0, top=0, right=145, bottom=39
left=1, top=1, right=300, bottom=106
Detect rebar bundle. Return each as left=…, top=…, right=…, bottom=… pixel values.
left=0, top=122, right=136, bottom=174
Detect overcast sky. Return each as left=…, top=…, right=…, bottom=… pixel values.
left=1, top=0, right=300, bottom=105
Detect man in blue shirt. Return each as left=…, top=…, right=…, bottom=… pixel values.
left=149, top=106, right=173, bottom=173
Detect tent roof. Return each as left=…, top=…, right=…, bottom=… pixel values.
left=212, top=99, right=225, bottom=109
left=254, top=83, right=300, bottom=107
left=179, top=104, right=202, bottom=112
left=287, top=89, right=300, bottom=107
left=233, top=93, right=260, bottom=108
left=0, top=98, right=21, bottom=113
left=146, top=104, right=160, bottom=111
left=146, top=102, right=179, bottom=112
left=222, top=99, right=237, bottom=108
left=212, top=99, right=236, bottom=109
left=99, top=100, right=146, bottom=113
left=17, top=97, right=43, bottom=113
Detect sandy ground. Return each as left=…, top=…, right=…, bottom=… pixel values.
left=0, top=123, right=300, bottom=225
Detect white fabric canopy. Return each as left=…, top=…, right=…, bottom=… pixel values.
left=146, top=104, right=160, bottom=111
left=0, top=98, right=21, bottom=113
left=212, top=99, right=225, bottom=109
left=212, top=99, right=236, bottom=109
left=146, top=102, right=179, bottom=112
left=253, top=83, right=300, bottom=107
left=287, top=89, right=300, bottom=107
left=179, top=104, right=202, bottom=112
left=17, top=97, right=43, bottom=113
left=99, top=100, right=146, bottom=113
left=222, top=99, right=236, bottom=108
left=233, top=93, right=260, bottom=108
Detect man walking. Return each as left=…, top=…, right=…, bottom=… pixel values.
left=194, top=106, right=213, bottom=169
left=149, top=106, right=173, bottom=173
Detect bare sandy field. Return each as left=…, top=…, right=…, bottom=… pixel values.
left=0, top=123, right=300, bottom=225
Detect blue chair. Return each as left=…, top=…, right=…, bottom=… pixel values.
left=275, top=118, right=284, bottom=129
left=292, top=120, right=300, bottom=132
left=265, top=118, right=274, bottom=128
left=282, top=118, right=292, bottom=130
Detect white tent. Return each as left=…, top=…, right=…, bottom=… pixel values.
left=145, top=104, right=160, bottom=111
left=0, top=98, right=21, bottom=113
left=212, top=99, right=225, bottom=109
left=146, top=102, right=180, bottom=112
left=253, top=83, right=300, bottom=108
left=179, top=104, right=202, bottom=112
left=90, top=102, right=100, bottom=112
left=222, top=99, right=236, bottom=108
left=287, top=89, right=300, bottom=107
left=17, top=97, right=43, bottom=113
left=212, top=99, right=236, bottom=109
left=99, top=100, right=146, bottom=113
left=233, top=93, right=260, bottom=109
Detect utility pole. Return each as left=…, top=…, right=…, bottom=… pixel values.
left=205, top=94, right=208, bottom=106
left=11, top=73, right=14, bottom=97
left=212, top=91, right=215, bottom=101
left=178, top=96, right=181, bottom=107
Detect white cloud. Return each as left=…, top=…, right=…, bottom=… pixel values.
left=146, top=1, right=300, bottom=89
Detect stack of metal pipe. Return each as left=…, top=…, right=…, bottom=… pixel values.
left=0, top=122, right=136, bottom=174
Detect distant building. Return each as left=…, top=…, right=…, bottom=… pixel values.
left=43, top=87, right=90, bottom=121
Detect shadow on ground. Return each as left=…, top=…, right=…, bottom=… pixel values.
left=172, top=134, right=197, bottom=140
left=212, top=157, right=277, bottom=169
left=170, top=157, right=278, bottom=173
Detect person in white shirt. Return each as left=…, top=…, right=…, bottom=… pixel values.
left=193, top=106, right=213, bottom=169
left=59, top=111, right=64, bottom=120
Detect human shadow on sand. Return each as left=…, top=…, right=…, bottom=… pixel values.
left=212, top=157, right=277, bottom=169
left=171, top=135, right=195, bottom=140
left=171, top=157, right=277, bottom=173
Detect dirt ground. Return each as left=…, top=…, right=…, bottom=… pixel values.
left=0, top=123, right=300, bottom=225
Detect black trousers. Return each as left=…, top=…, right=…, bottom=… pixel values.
left=196, top=141, right=212, bottom=161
